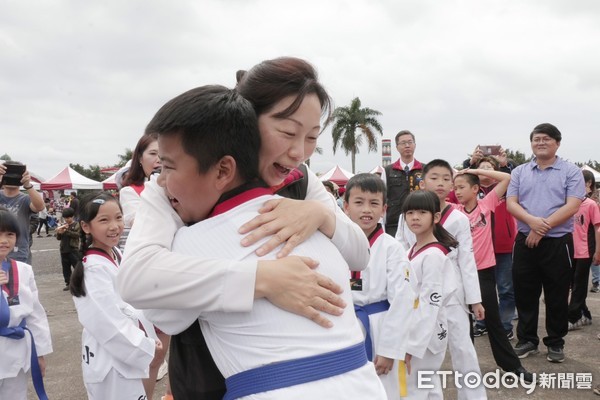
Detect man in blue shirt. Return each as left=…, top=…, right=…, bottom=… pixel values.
left=507, top=123, right=585, bottom=364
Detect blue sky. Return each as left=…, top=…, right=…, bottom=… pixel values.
left=2, top=0, right=600, bottom=178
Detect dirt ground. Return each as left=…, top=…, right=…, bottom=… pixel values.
left=27, top=235, right=600, bottom=399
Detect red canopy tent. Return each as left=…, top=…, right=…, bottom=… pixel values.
left=41, top=167, right=103, bottom=190
left=319, top=165, right=354, bottom=186
left=102, top=172, right=118, bottom=190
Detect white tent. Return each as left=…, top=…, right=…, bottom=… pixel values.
left=369, top=166, right=385, bottom=175
left=41, top=167, right=103, bottom=190
left=582, top=165, right=600, bottom=181
left=319, top=165, right=354, bottom=186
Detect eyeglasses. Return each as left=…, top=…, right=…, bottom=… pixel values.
left=531, top=137, right=555, bottom=144
left=397, top=140, right=415, bottom=147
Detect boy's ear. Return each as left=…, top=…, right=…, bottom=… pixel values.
left=214, top=156, right=237, bottom=190
left=419, top=179, right=426, bottom=189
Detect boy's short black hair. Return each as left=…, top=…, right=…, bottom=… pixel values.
left=62, top=207, right=75, bottom=218
left=145, top=85, right=261, bottom=182
left=530, top=123, right=562, bottom=143
left=422, top=159, right=453, bottom=178
left=344, top=173, right=387, bottom=204
left=455, top=172, right=480, bottom=187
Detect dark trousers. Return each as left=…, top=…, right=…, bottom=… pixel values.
left=568, top=257, right=592, bottom=322
left=37, top=218, right=49, bottom=235
left=478, top=266, right=521, bottom=372
left=512, top=233, right=573, bottom=348
left=61, top=251, right=79, bottom=285
left=169, top=322, right=225, bottom=400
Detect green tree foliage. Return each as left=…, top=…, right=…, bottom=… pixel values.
left=117, top=148, right=133, bottom=167
left=70, top=163, right=104, bottom=181
left=575, top=159, right=600, bottom=171
left=504, top=148, right=530, bottom=166
left=329, top=97, right=383, bottom=173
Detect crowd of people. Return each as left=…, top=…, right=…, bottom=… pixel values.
left=1, top=56, right=599, bottom=400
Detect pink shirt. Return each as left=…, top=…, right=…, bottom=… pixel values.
left=452, top=190, right=500, bottom=270
left=573, top=198, right=600, bottom=259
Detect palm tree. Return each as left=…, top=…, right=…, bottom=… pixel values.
left=329, top=97, right=383, bottom=173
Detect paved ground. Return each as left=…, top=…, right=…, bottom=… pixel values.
left=26, top=234, right=600, bottom=399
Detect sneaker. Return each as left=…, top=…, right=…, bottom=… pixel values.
left=506, top=330, right=515, bottom=341
left=156, top=360, right=168, bottom=381
left=62, top=286, right=70, bottom=291
left=514, top=341, right=539, bottom=359
left=591, top=283, right=600, bottom=293
left=36, top=235, right=42, bottom=238
left=581, top=316, right=593, bottom=326
left=547, top=346, right=565, bottom=363
left=506, top=366, right=535, bottom=384
left=593, top=384, right=600, bottom=396
left=473, top=326, right=487, bottom=337
left=568, top=319, right=582, bottom=331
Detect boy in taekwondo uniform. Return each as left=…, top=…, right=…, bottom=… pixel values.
left=143, top=85, right=387, bottom=399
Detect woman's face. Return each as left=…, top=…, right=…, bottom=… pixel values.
left=141, top=140, right=161, bottom=178
left=258, top=93, right=322, bottom=187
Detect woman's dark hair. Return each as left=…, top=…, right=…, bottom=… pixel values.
left=476, top=156, right=499, bottom=170
left=236, top=57, right=332, bottom=121
left=122, top=132, right=158, bottom=187
left=70, top=192, right=122, bottom=297
left=583, top=170, right=596, bottom=198
left=0, top=207, right=20, bottom=241
left=401, top=191, right=459, bottom=249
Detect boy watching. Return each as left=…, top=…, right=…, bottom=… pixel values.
left=55, top=207, right=80, bottom=291
left=343, top=173, right=415, bottom=399
left=453, top=168, right=534, bottom=383
left=143, top=85, right=386, bottom=399
left=396, top=159, right=487, bottom=398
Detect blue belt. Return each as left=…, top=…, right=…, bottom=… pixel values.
left=1, top=292, right=48, bottom=400
left=223, top=342, right=367, bottom=400
left=354, top=300, right=390, bottom=361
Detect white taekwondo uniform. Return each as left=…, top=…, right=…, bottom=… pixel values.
left=145, top=187, right=386, bottom=400
left=352, top=226, right=416, bottom=399
left=73, top=248, right=155, bottom=400
left=397, top=207, right=486, bottom=399
left=0, top=260, right=52, bottom=399
left=404, top=243, right=457, bottom=400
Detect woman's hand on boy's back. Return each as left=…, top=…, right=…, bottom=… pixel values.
left=239, top=198, right=334, bottom=258
left=255, top=256, right=345, bottom=328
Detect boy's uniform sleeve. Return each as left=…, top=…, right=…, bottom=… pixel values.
left=75, top=265, right=155, bottom=369
left=117, top=177, right=257, bottom=313
left=394, top=214, right=414, bottom=251
left=376, top=242, right=414, bottom=360
left=24, top=265, right=53, bottom=356
left=405, top=254, right=445, bottom=359
left=304, top=166, right=370, bottom=271
left=481, top=189, right=501, bottom=214
left=453, top=216, right=482, bottom=305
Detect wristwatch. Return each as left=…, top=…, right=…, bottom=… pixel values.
left=23, top=184, right=34, bottom=190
